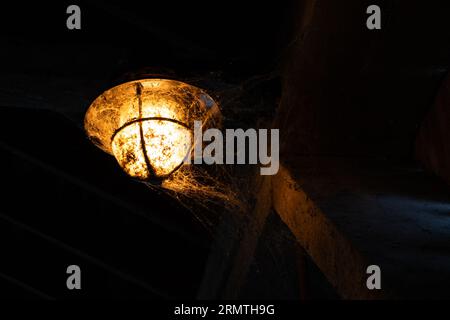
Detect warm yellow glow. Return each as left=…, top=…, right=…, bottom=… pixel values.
left=84, top=79, right=219, bottom=181
left=111, top=120, right=191, bottom=179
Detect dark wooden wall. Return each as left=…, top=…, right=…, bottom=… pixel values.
left=276, top=0, right=449, bottom=161
left=416, top=74, right=450, bottom=185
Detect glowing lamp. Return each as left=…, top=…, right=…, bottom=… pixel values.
left=84, top=79, right=219, bottom=182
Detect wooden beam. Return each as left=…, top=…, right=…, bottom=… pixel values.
left=273, top=164, right=383, bottom=299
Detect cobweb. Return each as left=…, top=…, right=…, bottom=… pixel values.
left=141, top=71, right=279, bottom=235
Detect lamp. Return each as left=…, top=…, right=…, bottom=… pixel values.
left=84, top=78, right=220, bottom=182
